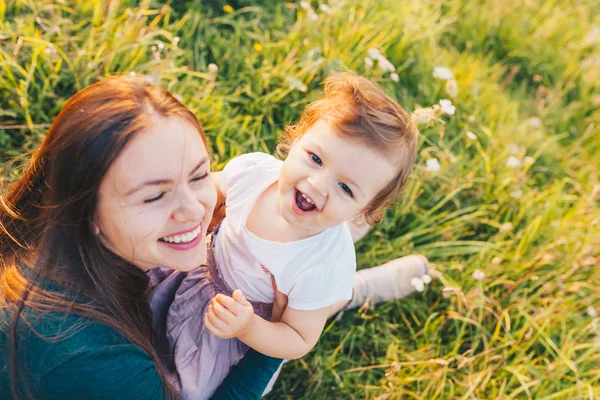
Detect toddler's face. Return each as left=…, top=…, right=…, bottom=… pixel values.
left=278, top=119, right=397, bottom=237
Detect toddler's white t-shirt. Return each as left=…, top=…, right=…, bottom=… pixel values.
left=214, top=152, right=356, bottom=310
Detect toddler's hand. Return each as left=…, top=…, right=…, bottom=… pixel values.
left=204, top=290, right=255, bottom=339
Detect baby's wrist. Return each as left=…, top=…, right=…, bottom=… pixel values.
left=236, top=313, right=256, bottom=339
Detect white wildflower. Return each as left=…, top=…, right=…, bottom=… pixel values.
left=129, top=71, right=137, bottom=77
left=472, top=269, right=485, bottom=281
left=367, top=48, right=381, bottom=59
left=308, top=10, right=318, bottom=21
left=527, top=117, right=542, bottom=128
left=508, top=144, right=520, bottom=155
left=426, top=158, right=441, bottom=172
left=319, top=4, right=332, bottom=13
left=410, top=277, right=425, bottom=292
left=433, top=66, right=454, bottom=80
left=445, top=79, right=458, bottom=97
left=439, top=99, right=455, bottom=115
left=299, top=1, right=311, bottom=9
left=421, top=274, right=432, bottom=284
left=173, top=36, right=180, bottom=45
left=157, top=42, right=165, bottom=50
left=413, top=107, right=435, bottom=124
left=390, top=72, right=399, bottom=82
left=44, top=46, right=57, bottom=55
left=377, top=55, right=396, bottom=72
left=510, top=190, right=523, bottom=199
left=208, top=63, right=219, bottom=73
left=364, top=57, right=374, bottom=69
left=588, top=306, right=598, bottom=318
left=524, top=156, right=534, bottom=164
left=466, top=131, right=477, bottom=140
left=506, top=155, right=522, bottom=168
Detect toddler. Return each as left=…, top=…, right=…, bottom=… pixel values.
left=151, top=73, right=428, bottom=399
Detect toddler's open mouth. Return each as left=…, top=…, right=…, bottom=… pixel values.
left=295, top=188, right=317, bottom=213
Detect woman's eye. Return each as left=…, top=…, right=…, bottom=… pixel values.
left=310, top=153, right=322, bottom=166
left=144, top=193, right=165, bottom=203
left=339, top=183, right=353, bottom=198
left=191, top=172, right=209, bottom=182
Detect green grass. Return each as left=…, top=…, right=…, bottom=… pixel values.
left=1, top=0, right=599, bottom=398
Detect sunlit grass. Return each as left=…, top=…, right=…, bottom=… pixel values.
left=1, top=0, right=599, bottom=398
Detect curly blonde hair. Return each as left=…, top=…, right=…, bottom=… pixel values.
left=277, top=72, right=419, bottom=225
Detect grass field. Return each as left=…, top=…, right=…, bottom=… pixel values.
left=1, top=0, right=599, bottom=398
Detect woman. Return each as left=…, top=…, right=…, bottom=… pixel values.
left=0, top=76, right=429, bottom=399
left=0, top=76, right=283, bottom=399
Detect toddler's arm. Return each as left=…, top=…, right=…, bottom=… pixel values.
left=205, top=291, right=330, bottom=360
left=239, top=305, right=330, bottom=359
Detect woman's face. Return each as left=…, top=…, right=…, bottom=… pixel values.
left=96, top=116, right=216, bottom=272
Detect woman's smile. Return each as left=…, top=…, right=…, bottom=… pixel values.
left=159, top=223, right=204, bottom=251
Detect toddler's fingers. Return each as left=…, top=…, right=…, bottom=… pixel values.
left=232, top=289, right=251, bottom=306
left=204, top=312, right=225, bottom=338
left=211, top=298, right=236, bottom=323
left=215, top=294, right=242, bottom=315
left=206, top=305, right=230, bottom=334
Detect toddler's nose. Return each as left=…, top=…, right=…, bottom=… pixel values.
left=307, top=175, right=328, bottom=198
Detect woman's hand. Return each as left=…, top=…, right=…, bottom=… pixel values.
left=204, top=291, right=255, bottom=339
left=271, top=275, right=288, bottom=323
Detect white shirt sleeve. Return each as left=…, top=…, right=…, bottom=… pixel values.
left=219, top=152, right=276, bottom=196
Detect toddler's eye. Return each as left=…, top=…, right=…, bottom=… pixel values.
left=310, top=153, right=322, bottom=166
left=144, top=193, right=165, bottom=203
left=339, top=183, right=353, bottom=198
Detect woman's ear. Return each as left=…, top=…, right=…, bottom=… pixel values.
left=92, top=224, right=100, bottom=236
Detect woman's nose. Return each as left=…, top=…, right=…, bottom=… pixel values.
left=172, top=188, right=205, bottom=223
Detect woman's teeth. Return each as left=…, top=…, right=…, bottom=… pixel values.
left=301, top=193, right=315, bottom=205
left=161, top=226, right=201, bottom=244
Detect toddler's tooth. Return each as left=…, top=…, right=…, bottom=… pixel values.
left=174, top=236, right=181, bottom=243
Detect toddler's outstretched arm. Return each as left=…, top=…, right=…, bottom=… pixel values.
left=205, top=291, right=330, bottom=360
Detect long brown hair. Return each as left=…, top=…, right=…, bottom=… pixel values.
left=0, top=76, right=207, bottom=399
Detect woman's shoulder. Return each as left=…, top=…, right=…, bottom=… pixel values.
left=0, top=307, right=164, bottom=399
